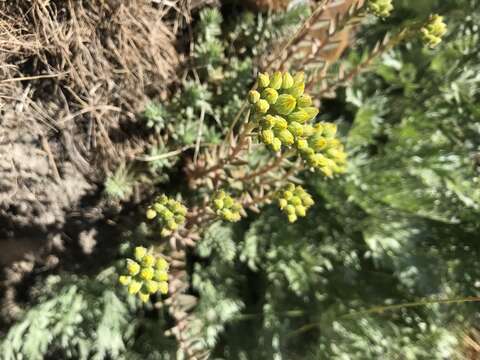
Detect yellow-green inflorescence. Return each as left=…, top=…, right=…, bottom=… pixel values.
left=367, top=0, right=394, bottom=18
left=421, top=14, right=447, bottom=48
left=212, top=190, right=243, bottom=222
left=248, top=71, right=347, bottom=177
left=146, top=195, right=187, bottom=237
left=277, top=183, right=314, bottom=223
left=119, top=246, right=169, bottom=303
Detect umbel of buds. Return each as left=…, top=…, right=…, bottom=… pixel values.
left=367, top=0, right=393, bottom=18
left=248, top=71, right=347, bottom=177
left=277, top=183, right=314, bottom=223
left=146, top=195, right=187, bottom=236
left=212, top=190, right=243, bottom=222
left=118, top=246, right=169, bottom=303
left=421, top=14, right=447, bottom=48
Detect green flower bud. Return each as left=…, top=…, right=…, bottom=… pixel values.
left=297, top=94, right=312, bottom=107
left=261, top=115, right=276, bottom=129
left=224, top=196, right=234, bottom=208
left=138, top=292, right=150, bottom=303
left=271, top=138, right=282, bottom=152
left=146, top=280, right=159, bottom=294
left=127, top=259, right=140, bottom=276
left=255, top=99, right=270, bottom=114
left=158, top=281, right=169, bottom=294
left=174, top=214, right=185, bottom=224
left=262, top=88, right=279, bottom=104
left=157, top=195, right=168, bottom=205
left=248, top=90, right=261, bottom=104
left=261, top=129, right=275, bottom=145
left=282, top=72, right=294, bottom=89
left=288, top=122, right=304, bottom=137
left=258, top=73, right=270, bottom=88
left=134, top=246, right=147, bottom=261
left=295, top=205, right=306, bottom=217
left=273, top=94, right=297, bottom=115
left=128, top=280, right=142, bottom=295
left=277, top=129, right=294, bottom=145
left=270, top=71, right=283, bottom=90
left=119, top=275, right=131, bottom=286
left=273, top=116, right=288, bottom=130
left=140, top=267, right=154, bottom=281
left=146, top=209, right=157, bottom=219
left=287, top=110, right=310, bottom=124
left=288, top=214, right=298, bottom=223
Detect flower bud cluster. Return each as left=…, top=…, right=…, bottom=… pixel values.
left=298, top=122, right=347, bottom=177
left=277, top=183, right=314, bottom=223
left=146, top=195, right=187, bottom=236
left=248, top=71, right=319, bottom=152
left=118, top=246, right=169, bottom=302
left=212, top=190, right=243, bottom=222
left=421, top=15, right=447, bottom=48
left=367, top=0, right=393, bottom=18
left=248, top=71, right=346, bottom=177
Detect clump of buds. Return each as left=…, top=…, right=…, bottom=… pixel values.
left=421, top=14, right=447, bottom=48
left=212, top=190, right=243, bottom=222
left=118, top=246, right=169, bottom=303
left=367, top=0, right=393, bottom=18
left=146, top=195, right=187, bottom=236
left=248, top=71, right=347, bottom=177
left=276, top=183, right=314, bottom=223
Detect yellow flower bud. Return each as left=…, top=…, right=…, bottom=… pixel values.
left=140, top=267, right=154, bottom=281
left=118, top=275, right=131, bottom=286
left=287, top=110, right=310, bottom=124
left=295, top=205, right=306, bottom=217
left=127, top=260, right=140, bottom=276
left=301, top=194, right=314, bottom=207
left=167, top=220, right=178, bottom=231
left=293, top=72, right=305, bottom=85
left=174, top=214, right=185, bottom=224
left=320, top=166, right=333, bottom=177
left=146, top=209, right=157, bottom=220
left=262, top=88, right=279, bottom=104
left=261, top=115, right=276, bottom=129
left=273, top=116, right=288, bottom=130
left=283, top=190, right=293, bottom=200
left=303, top=124, right=314, bottom=137
left=255, top=99, right=270, bottom=114
left=153, top=203, right=166, bottom=213
left=138, top=292, right=150, bottom=303
left=273, top=94, right=296, bottom=115
left=270, top=71, right=283, bottom=90
left=158, top=281, right=169, bottom=294
left=224, top=196, right=234, bottom=208
left=155, top=270, right=169, bottom=282
left=323, top=123, right=337, bottom=138
left=156, top=258, right=169, bottom=271
left=134, top=246, right=147, bottom=261
left=214, top=198, right=224, bottom=209
left=278, top=198, right=288, bottom=209
left=288, top=82, right=305, bottom=98
left=248, top=90, right=261, bottom=104
left=257, top=73, right=270, bottom=88
left=128, top=280, right=142, bottom=295
left=261, top=129, right=275, bottom=145
left=142, top=254, right=155, bottom=267
left=286, top=204, right=296, bottom=215
left=277, top=129, right=294, bottom=145
left=288, top=122, right=304, bottom=137
left=297, top=94, right=312, bottom=107
left=311, top=136, right=328, bottom=151
left=146, top=280, right=159, bottom=293
left=290, top=196, right=302, bottom=206
left=271, top=138, right=282, bottom=152
left=288, top=214, right=298, bottom=223
left=282, top=72, right=294, bottom=89
left=302, top=107, right=319, bottom=121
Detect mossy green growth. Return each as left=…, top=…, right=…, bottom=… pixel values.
left=276, top=183, right=314, bottom=223
left=212, top=190, right=243, bottom=222
left=146, top=195, right=187, bottom=237
left=421, top=14, right=447, bottom=48
left=118, top=246, right=169, bottom=303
